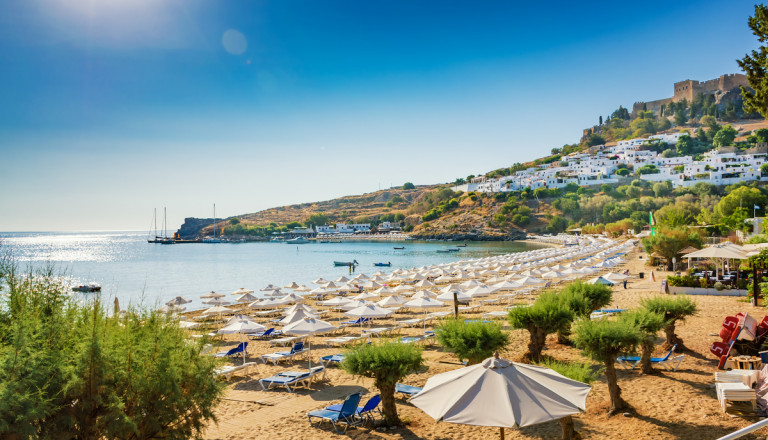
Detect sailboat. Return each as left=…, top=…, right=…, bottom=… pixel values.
left=202, top=204, right=222, bottom=243
left=148, top=207, right=175, bottom=244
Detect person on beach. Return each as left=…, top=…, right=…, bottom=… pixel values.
left=651, top=271, right=656, bottom=282
left=623, top=279, right=627, bottom=289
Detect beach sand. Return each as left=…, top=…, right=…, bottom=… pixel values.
left=198, top=243, right=768, bottom=440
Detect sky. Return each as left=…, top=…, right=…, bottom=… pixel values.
left=0, top=0, right=761, bottom=231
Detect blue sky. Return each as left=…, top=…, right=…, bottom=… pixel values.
left=0, top=0, right=760, bottom=231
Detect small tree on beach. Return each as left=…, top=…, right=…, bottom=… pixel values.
left=574, top=319, right=643, bottom=414
left=641, top=296, right=698, bottom=351
left=508, top=292, right=574, bottom=363
left=556, top=281, right=613, bottom=344
left=342, top=342, right=424, bottom=427
left=620, top=309, right=667, bottom=374
left=435, top=319, right=509, bottom=365
left=537, top=359, right=600, bottom=440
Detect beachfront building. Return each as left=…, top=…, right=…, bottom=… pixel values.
left=454, top=133, right=767, bottom=194
left=315, top=223, right=372, bottom=234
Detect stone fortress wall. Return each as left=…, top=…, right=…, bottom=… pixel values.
left=631, top=73, right=749, bottom=116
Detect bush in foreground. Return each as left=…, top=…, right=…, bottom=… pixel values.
left=508, top=291, right=574, bottom=362
left=641, top=296, right=698, bottom=351
left=0, top=262, right=224, bottom=439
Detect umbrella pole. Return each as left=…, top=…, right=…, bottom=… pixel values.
left=500, top=427, right=504, bottom=440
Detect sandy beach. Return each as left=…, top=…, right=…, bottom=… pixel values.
left=197, top=241, right=768, bottom=440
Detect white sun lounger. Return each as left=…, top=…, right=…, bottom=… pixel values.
left=215, top=362, right=258, bottom=380
left=326, top=336, right=364, bottom=346
left=716, top=382, right=756, bottom=413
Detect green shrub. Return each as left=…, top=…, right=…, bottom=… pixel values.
left=435, top=319, right=508, bottom=365
left=641, top=296, right=698, bottom=350
left=508, top=292, right=574, bottom=362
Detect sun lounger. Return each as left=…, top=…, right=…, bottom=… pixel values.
left=326, top=394, right=382, bottom=425
left=215, top=362, right=258, bottom=380
left=716, top=369, right=760, bottom=388
left=321, top=354, right=346, bottom=366
left=248, top=328, right=281, bottom=339
left=395, top=383, right=423, bottom=398
left=363, top=327, right=393, bottom=337
left=483, top=311, right=509, bottom=319
left=269, top=336, right=302, bottom=347
left=398, top=318, right=425, bottom=327
left=213, top=342, right=248, bottom=358
left=616, top=345, right=684, bottom=371
left=429, top=311, right=452, bottom=318
left=260, top=342, right=309, bottom=366
left=252, top=309, right=282, bottom=317
left=716, top=382, right=756, bottom=413
left=341, top=317, right=371, bottom=326
left=260, top=366, right=326, bottom=392
left=326, top=336, right=364, bottom=346
left=307, top=392, right=362, bottom=433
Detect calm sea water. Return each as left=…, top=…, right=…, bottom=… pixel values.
left=0, top=231, right=544, bottom=310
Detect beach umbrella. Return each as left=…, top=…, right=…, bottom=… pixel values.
left=235, top=292, right=258, bottom=303
left=410, top=273, right=427, bottom=281
left=373, top=286, right=396, bottom=296
left=361, top=280, right=382, bottom=290
left=434, top=275, right=455, bottom=284
left=411, top=290, right=437, bottom=299
left=283, top=317, right=336, bottom=336
left=283, top=303, right=316, bottom=315
left=313, top=278, right=328, bottom=285
left=294, top=284, right=312, bottom=292
left=158, top=304, right=185, bottom=314
left=492, top=280, right=523, bottom=292
left=284, top=282, right=301, bottom=290
left=336, top=275, right=350, bottom=283
left=345, top=304, right=394, bottom=334
left=541, top=271, right=565, bottom=279
left=231, top=288, right=254, bottom=296
left=202, top=305, right=232, bottom=315
left=439, top=284, right=465, bottom=295
left=248, top=297, right=289, bottom=309
left=166, top=296, right=192, bottom=307
left=465, top=285, right=495, bottom=298
left=279, top=292, right=305, bottom=304
left=178, top=320, right=199, bottom=329
left=218, top=318, right=266, bottom=364
left=414, top=279, right=435, bottom=288
left=279, top=308, right=318, bottom=325
left=436, top=290, right=471, bottom=302
left=404, top=296, right=445, bottom=328
left=260, top=284, right=280, bottom=291
left=393, top=284, right=415, bottom=293
left=517, top=276, right=545, bottom=286
left=377, top=295, right=408, bottom=307
left=202, top=298, right=232, bottom=306
left=351, top=291, right=379, bottom=300
left=410, top=354, right=591, bottom=439
left=603, top=272, right=629, bottom=282
left=340, top=299, right=373, bottom=310
left=459, top=280, right=482, bottom=289
left=323, top=281, right=341, bottom=289
left=201, top=291, right=226, bottom=299
left=353, top=273, right=370, bottom=280
left=587, top=276, right=614, bottom=286
left=320, top=296, right=352, bottom=308
left=262, top=289, right=284, bottom=297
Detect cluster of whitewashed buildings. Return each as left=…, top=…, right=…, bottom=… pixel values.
left=314, top=221, right=401, bottom=235
left=454, top=133, right=768, bottom=193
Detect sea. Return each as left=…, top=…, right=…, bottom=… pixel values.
left=0, top=231, right=545, bottom=311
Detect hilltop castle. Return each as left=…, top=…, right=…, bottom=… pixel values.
left=631, top=73, right=748, bottom=116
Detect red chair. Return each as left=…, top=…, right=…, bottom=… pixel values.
left=711, top=341, right=731, bottom=357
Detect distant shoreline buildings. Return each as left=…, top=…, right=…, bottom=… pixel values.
left=454, top=132, right=768, bottom=193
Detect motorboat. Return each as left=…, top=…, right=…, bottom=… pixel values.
left=373, top=262, right=392, bottom=267
left=72, top=282, right=101, bottom=293
left=287, top=237, right=310, bottom=244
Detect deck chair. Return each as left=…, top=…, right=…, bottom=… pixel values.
left=307, top=393, right=362, bottom=433
left=395, top=383, right=423, bottom=398
left=327, top=394, right=381, bottom=425
left=214, top=362, right=258, bottom=380
left=249, top=328, right=277, bottom=339
left=617, top=345, right=684, bottom=371
left=320, top=354, right=346, bottom=366
left=213, top=342, right=248, bottom=358
left=261, top=341, right=307, bottom=365
left=259, top=366, right=325, bottom=392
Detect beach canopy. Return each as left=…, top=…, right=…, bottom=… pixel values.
left=249, top=298, right=288, bottom=309
left=282, top=303, right=316, bottom=316
left=320, top=297, right=352, bottom=307
left=283, top=317, right=336, bottom=336
left=465, top=285, right=495, bottom=298
left=284, top=282, right=301, bottom=290
left=411, top=290, right=438, bottom=299
left=260, top=284, right=281, bottom=291
left=436, top=290, right=471, bottom=302
left=235, top=292, right=258, bottom=303
left=377, top=295, right=408, bottom=307
left=404, top=297, right=444, bottom=309
left=231, top=288, right=254, bottom=296
left=202, top=298, right=231, bottom=306
left=279, top=308, right=318, bottom=325
left=202, top=305, right=233, bottom=315
left=410, top=355, right=590, bottom=430
left=603, top=272, right=629, bottom=282
left=345, top=304, right=394, bottom=318
left=166, top=296, right=192, bottom=306
left=279, top=293, right=305, bottom=304
left=587, top=276, right=614, bottom=285
left=684, top=244, right=747, bottom=260
left=218, top=318, right=265, bottom=364
left=200, top=291, right=226, bottom=299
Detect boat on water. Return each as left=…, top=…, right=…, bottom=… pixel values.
left=436, top=249, right=451, bottom=253
left=287, top=237, right=310, bottom=244
left=72, top=282, right=101, bottom=293
left=393, top=246, right=405, bottom=250
left=456, top=244, right=467, bottom=247
left=202, top=204, right=222, bottom=243
left=148, top=207, right=175, bottom=244
left=447, top=248, right=461, bottom=252
left=334, top=259, right=359, bottom=267
left=373, top=262, right=392, bottom=267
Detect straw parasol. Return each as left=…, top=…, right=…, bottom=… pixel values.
left=166, top=296, right=192, bottom=307
left=201, top=291, right=226, bottom=299
left=231, top=288, right=254, bottom=296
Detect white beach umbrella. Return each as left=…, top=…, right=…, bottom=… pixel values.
left=158, top=304, right=185, bottom=314
left=541, top=271, right=565, bottom=279
left=404, top=297, right=444, bottom=309
left=373, top=286, right=396, bottom=296
left=459, top=280, right=482, bottom=289
left=166, top=296, right=192, bottom=307
left=260, top=284, right=280, bottom=291
left=604, top=272, right=629, bottom=282
left=362, top=280, right=382, bottom=290
left=410, top=273, right=427, bottom=281
left=411, top=290, right=437, bottom=299
left=231, top=287, right=254, bottom=296
left=283, top=303, right=316, bottom=316
left=353, top=273, right=370, bottom=280
left=262, top=289, right=284, bottom=297
left=202, top=298, right=231, bottom=306
left=434, top=275, right=455, bottom=284
left=345, top=304, right=394, bottom=319
left=377, top=295, right=408, bottom=307
left=340, top=299, right=373, bottom=310
left=465, top=285, right=495, bottom=298
left=587, top=276, right=614, bottom=285
left=294, top=284, right=312, bottom=292
left=218, top=318, right=266, bottom=364
left=320, top=297, right=352, bottom=307
left=203, top=305, right=233, bottom=315
left=313, top=278, right=328, bottom=285
left=200, top=291, right=226, bottom=299
left=248, top=297, right=289, bottom=309
left=235, top=292, right=258, bottom=303
left=517, top=276, right=545, bottom=286
left=336, top=275, right=350, bottom=283
left=323, top=281, right=341, bottom=289
left=439, top=284, right=465, bottom=295
left=351, top=291, right=379, bottom=300
left=393, top=284, right=415, bottom=293
left=279, top=308, right=318, bottom=325
left=492, top=280, right=523, bottom=292
left=283, top=317, right=336, bottom=336
left=410, top=354, right=591, bottom=438
left=279, top=292, right=305, bottom=304
left=284, top=282, right=301, bottom=290
left=414, top=279, right=435, bottom=288
left=436, top=290, right=471, bottom=302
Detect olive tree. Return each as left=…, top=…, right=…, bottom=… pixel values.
left=620, top=309, right=666, bottom=374
left=556, top=281, right=613, bottom=344
left=435, top=319, right=509, bottom=365
left=538, top=359, right=600, bottom=440
left=574, top=319, right=643, bottom=414
left=342, top=342, right=424, bottom=426
left=641, top=296, right=698, bottom=351
left=508, top=292, right=574, bottom=362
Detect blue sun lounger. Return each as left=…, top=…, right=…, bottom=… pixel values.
left=260, top=341, right=308, bottom=365
left=320, top=354, right=346, bottom=366
left=307, top=392, right=362, bottom=433
left=617, top=344, right=684, bottom=371
left=395, top=383, right=423, bottom=398
left=259, top=366, right=326, bottom=392
left=213, top=342, right=248, bottom=358
left=326, top=394, right=382, bottom=425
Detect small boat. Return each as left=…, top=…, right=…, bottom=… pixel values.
left=334, top=259, right=359, bottom=267
left=72, top=282, right=101, bottom=293
left=447, top=248, right=461, bottom=252
left=436, top=250, right=451, bottom=253
left=373, top=262, right=392, bottom=267
left=456, top=244, right=467, bottom=247
left=287, top=237, right=310, bottom=244
left=393, top=246, right=405, bottom=250
left=202, top=237, right=221, bottom=243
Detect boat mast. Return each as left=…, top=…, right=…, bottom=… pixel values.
left=154, top=208, right=158, bottom=238
left=163, top=207, right=167, bottom=238
left=213, top=203, right=217, bottom=238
